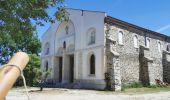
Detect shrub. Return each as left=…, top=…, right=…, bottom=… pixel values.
left=123, top=82, right=143, bottom=89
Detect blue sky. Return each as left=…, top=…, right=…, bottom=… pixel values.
left=37, top=0, right=170, bottom=38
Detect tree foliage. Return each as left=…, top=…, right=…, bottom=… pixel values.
left=15, top=54, right=51, bottom=86
left=24, top=54, right=41, bottom=86
left=0, top=0, right=68, bottom=31
left=0, top=0, right=68, bottom=64
left=0, top=33, right=41, bottom=64
left=0, top=0, right=68, bottom=87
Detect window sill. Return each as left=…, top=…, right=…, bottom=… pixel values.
left=87, top=43, right=96, bottom=48
left=158, top=51, right=162, bottom=53
left=164, top=50, right=170, bottom=54
left=88, top=43, right=95, bottom=46
left=145, top=47, right=150, bottom=50
left=88, top=74, right=95, bottom=77
left=118, top=43, right=124, bottom=46
left=143, top=46, right=150, bottom=50
left=134, top=46, right=139, bottom=49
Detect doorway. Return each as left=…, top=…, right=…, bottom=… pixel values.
left=59, top=57, right=62, bottom=83
left=70, top=55, right=74, bottom=83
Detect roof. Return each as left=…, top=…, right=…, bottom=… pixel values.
left=105, top=16, right=170, bottom=40
left=66, top=8, right=106, bottom=14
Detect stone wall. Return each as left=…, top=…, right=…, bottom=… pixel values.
left=163, top=51, right=170, bottom=83
left=105, top=22, right=170, bottom=87
left=105, top=39, right=121, bottom=91
left=105, top=25, right=141, bottom=85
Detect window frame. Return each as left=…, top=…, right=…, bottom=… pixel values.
left=118, top=31, right=123, bottom=45
left=167, top=44, right=170, bottom=52
left=45, top=61, right=49, bottom=71
left=157, top=41, right=161, bottom=52
left=89, top=54, right=95, bottom=75
left=45, top=43, right=50, bottom=55
left=90, top=31, right=95, bottom=44
left=146, top=37, right=150, bottom=48
left=65, top=25, right=69, bottom=35
left=87, top=28, right=96, bottom=46
left=133, top=35, right=139, bottom=48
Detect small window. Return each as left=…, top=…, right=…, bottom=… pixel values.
left=146, top=38, right=150, bottom=48
left=45, top=43, right=50, bottom=55
left=88, top=29, right=96, bottom=45
left=158, top=41, right=161, bottom=52
left=91, top=31, right=95, bottom=44
left=166, top=44, right=170, bottom=52
left=65, top=26, right=69, bottom=35
left=46, top=48, right=49, bottom=55
left=63, top=41, right=66, bottom=49
left=90, top=54, right=95, bottom=75
left=45, top=61, right=48, bottom=71
left=134, top=35, right=138, bottom=48
left=118, top=31, right=123, bottom=45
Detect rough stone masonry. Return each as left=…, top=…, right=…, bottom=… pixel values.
left=105, top=16, right=170, bottom=91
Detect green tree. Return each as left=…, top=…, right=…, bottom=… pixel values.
left=34, top=67, right=52, bottom=91
left=15, top=54, right=51, bottom=87
left=0, top=0, right=68, bottom=64
left=0, top=33, right=41, bottom=64
left=24, top=54, right=41, bottom=86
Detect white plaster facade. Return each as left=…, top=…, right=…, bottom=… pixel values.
left=41, top=8, right=170, bottom=90
left=41, top=8, right=106, bottom=89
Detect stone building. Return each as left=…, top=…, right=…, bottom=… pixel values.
left=41, top=8, right=170, bottom=91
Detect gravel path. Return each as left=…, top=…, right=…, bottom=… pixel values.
left=6, top=88, right=170, bottom=100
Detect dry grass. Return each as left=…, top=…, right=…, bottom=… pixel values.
left=122, top=85, right=170, bottom=94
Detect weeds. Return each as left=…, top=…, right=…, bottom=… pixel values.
left=121, top=82, right=161, bottom=91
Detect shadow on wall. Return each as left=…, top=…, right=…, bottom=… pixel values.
left=139, top=46, right=170, bottom=85
left=162, top=51, right=170, bottom=83
left=139, top=45, right=151, bottom=86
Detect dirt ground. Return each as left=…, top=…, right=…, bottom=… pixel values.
left=6, top=87, right=170, bottom=100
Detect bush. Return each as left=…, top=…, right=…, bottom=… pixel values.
left=121, top=87, right=125, bottom=91
left=123, top=82, right=143, bottom=89
left=121, top=82, right=160, bottom=91
left=14, top=54, right=40, bottom=87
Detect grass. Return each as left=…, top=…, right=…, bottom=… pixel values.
left=123, top=86, right=170, bottom=94
left=122, top=82, right=143, bottom=88
left=120, top=82, right=170, bottom=94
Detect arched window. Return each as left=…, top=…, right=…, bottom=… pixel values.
left=90, top=54, right=95, bottom=75
left=158, top=41, right=161, bottom=52
left=63, top=41, right=66, bottom=49
left=91, top=31, right=95, bottom=44
left=45, top=61, right=48, bottom=71
left=118, top=31, right=123, bottom=45
left=57, top=20, right=75, bottom=37
left=45, top=43, right=50, bottom=55
left=146, top=38, right=150, bottom=48
left=134, top=35, right=138, bottom=48
left=87, top=28, right=96, bottom=45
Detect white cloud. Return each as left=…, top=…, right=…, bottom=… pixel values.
left=156, top=24, right=170, bottom=32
